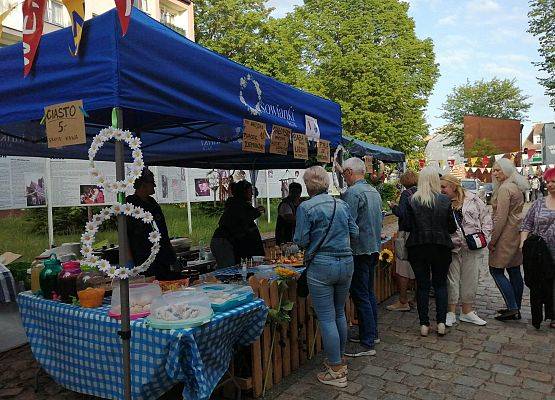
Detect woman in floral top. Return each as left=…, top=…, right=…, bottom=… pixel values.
left=520, top=167, right=555, bottom=329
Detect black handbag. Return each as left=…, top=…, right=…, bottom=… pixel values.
left=297, top=198, right=337, bottom=297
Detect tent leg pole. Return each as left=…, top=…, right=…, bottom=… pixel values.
left=185, top=168, right=192, bottom=235
left=45, top=158, right=54, bottom=248
left=265, top=170, right=270, bottom=224
left=114, top=107, right=132, bottom=400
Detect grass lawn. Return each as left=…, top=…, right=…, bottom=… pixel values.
left=0, top=200, right=279, bottom=263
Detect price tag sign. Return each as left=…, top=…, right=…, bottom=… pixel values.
left=293, top=133, right=308, bottom=160
left=364, top=155, right=374, bottom=173
left=45, top=100, right=86, bottom=148
left=242, top=119, right=266, bottom=153
left=317, top=139, right=330, bottom=163
left=269, top=125, right=291, bottom=155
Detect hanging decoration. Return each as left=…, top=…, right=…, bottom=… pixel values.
left=63, top=0, right=85, bottom=56
left=22, top=0, right=46, bottom=76
left=114, top=0, right=134, bottom=35
left=482, top=156, right=490, bottom=167
left=418, top=159, right=426, bottom=169
left=88, top=127, right=144, bottom=193
left=447, top=159, right=455, bottom=168
left=81, top=203, right=160, bottom=279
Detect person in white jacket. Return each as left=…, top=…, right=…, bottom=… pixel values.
left=440, top=174, right=493, bottom=326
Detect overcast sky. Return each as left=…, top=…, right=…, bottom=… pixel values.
left=266, top=0, right=554, bottom=138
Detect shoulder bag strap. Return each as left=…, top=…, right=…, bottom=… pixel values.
left=305, top=198, right=337, bottom=268
left=453, top=210, right=466, bottom=236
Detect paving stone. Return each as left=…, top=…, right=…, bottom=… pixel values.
left=481, top=382, right=517, bottom=396
left=360, top=364, right=387, bottom=377
left=453, top=375, right=485, bottom=388
left=411, top=357, right=436, bottom=368
left=412, top=388, right=446, bottom=400
left=490, top=364, right=517, bottom=375
left=402, top=374, right=432, bottom=389
left=451, top=384, right=476, bottom=399
left=381, top=370, right=406, bottom=383
left=305, top=385, right=340, bottom=399
left=518, top=368, right=553, bottom=382
left=383, top=382, right=412, bottom=395
left=361, top=375, right=385, bottom=389
left=380, top=394, right=412, bottom=400
left=453, top=356, right=476, bottom=367
left=522, top=378, right=554, bottom=394
left=494, top=373, right=523, bottom=387
left=422, top=369, right=454, bottom=381
left=357, top=385, right=381, bottom=400
left=472, top=390, right=508, bottom=400
left=397, top=363, right=424, bottom=376
left=463, top=367, right=491, bottom=380
left=510, top=388, right=546, bottom=400
left=337, top=381, right=363, bottom=396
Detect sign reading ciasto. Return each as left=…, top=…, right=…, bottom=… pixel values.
left=239, top=74, right=297, bottom=128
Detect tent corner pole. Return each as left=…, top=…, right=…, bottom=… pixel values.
left=185, top=168, right=192, bottom=235
left=114, top=107, right=132, bottom=400
left=45, top=158, right=54, bottom=248
left=265, top=170, right=270, bottom=224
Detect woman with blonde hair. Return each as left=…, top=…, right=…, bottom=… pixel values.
left=489, top=158, right=529, bottom=321
left=440, top=174, right=492, bottom=326
left=405, top=167, right=457, bottom=336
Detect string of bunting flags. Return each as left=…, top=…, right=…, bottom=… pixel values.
left=8, top=0, right=135, bottom=76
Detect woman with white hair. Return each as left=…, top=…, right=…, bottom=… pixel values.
left=405, top=167, right=457, bottom=337
left=489, top=158, right=529, bottom=321
left=293, top=166, right=359, bottom=387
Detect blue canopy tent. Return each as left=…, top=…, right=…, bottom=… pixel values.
left=342, top=136, right=405, bottom=163
left=0, top=8, right=343, bottom=400
left=0, top=8, right=342, bottom=169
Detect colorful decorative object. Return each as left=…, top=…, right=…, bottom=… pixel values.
left=62, top=0, right=85, bottom=56
left=80, top=203, right=160, bottom=279
left=114, top=0, right=134, bottom=35
left=22, top=0, right=46, bottom=76
left=88, top=127, right=144, bottom=193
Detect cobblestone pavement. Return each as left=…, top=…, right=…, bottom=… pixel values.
left=264, top=257, right=555, bottom=400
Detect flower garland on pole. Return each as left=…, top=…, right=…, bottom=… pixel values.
left=81, top=203, right=160, bottom=279
left=88, top=127, right=144, bottom=192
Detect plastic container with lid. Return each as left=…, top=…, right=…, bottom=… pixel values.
left=195, top=283, right=255, bottom=312
left=109, top=282, right=161, bottom=320
left=147, top=290, right=213, bottom=329
left=58, top=261, right=82, bottom=303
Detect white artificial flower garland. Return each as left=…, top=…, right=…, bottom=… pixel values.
left=88, top=127, right=145, bottom=193
left=81, top=203, right=160, bottom=279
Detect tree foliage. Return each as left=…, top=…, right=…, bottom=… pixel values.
left=440, top=78, right=531, bottom=147
left=528, top=0, right=555, bottom=109
left=467, top=138, right=499, bottom=158
left=194, top=0, right=440, bottom=157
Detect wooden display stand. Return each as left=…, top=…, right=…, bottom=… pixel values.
left=229, top=238, right=397, bottom=398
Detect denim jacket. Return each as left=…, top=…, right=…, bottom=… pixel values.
left=293, top=193, right=359, bottom=258
left=341, top=180, right=383, bottom=255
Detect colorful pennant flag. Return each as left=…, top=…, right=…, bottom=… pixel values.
left=482, top=155, right=490, bottom=166
left=527, top=149, right=536, bottom=158
left=494, top=154, right=503, bottom=161
left=471, top=167, right=477, bottom=173
left=486, top=168, right=491, bottom=172
left=63, top=0, right=85, bottom=55
left=115, top=0, right=134, bottom=35
left=516, top=167, right=523, bottom=173
left=447, top=159, right=455, bottom=168
left=549, top=164, right=555, bottom=169
left=540, top=165, right=547, bottom=172
left=480, top=168, right=485, bottom=173
left=418, top=159, right=426, bottom=169
left=438, top=160, right=445, bottom=168
left=22, top=0, right=46, bottom=76
left=464, top=167, right=470, bottom=172
left=0, top=2, right=17, bottom=40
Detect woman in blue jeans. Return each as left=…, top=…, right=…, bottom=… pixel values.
left=294, top=166, right=359, bottom=388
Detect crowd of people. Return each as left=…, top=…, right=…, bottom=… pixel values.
left=206, top=158, right=554, bottom=389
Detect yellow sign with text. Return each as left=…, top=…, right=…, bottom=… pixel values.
left=317, top=139, right=330, bottom=163
left=293, top=133, right=308, bottom=160
left=45, top=100, right=86, bottom=148
left=242, top=119, right=266, bottom=153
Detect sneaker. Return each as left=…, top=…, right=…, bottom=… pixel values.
left=437, top=323, right=446, bottom=337
left=344, top=342, right=376, bottom=357
left=348, top=329, right=380, bottom=345
left=374, top=338, right=381, bottom=344
left=459, top=311, right=487, bottom=326
left=386, top=301, right=410, bottom=311
left=420, top=325, right=429, bottom=337
left=445, top=312, right=457, bottom=327
left=495, top=309, right=519, bottom=321
left=316, top=366, right=347, bottom=388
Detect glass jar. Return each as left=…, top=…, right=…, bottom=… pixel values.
left=39, top=255, right=62, bottom=300
left=57, top=261, right=82, bottom=303
left=76, top=270, right=106, bottom=292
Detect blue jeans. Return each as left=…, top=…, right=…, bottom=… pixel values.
left=489, top=266, right=523, bottom=310
left=350, top=253, right=379, bottom=348
left=307, top=254, right=354, bottom=365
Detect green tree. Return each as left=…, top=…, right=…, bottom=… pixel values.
left=467, top=138, right=499, bottom=159
left=193, top=0, right=274, bottom=68
left=528, top=0, right=555, bottom=109
left=440, top=78, right=531, bottom=148
left=273, top=0, right=439, bottom=156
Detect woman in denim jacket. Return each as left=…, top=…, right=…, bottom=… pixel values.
left=294, top=166, right=359, bottom=388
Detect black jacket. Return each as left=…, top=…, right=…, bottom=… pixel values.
left=522, top=234, right=555, bottom=287
left=405, top=193, right=457, bottom=249
left=391, top=186, right=417, bottom=232
left=212, top=197, right=265, bottom=262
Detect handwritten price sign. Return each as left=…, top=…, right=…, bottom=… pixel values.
left=45, top=100, right=86, bottom=148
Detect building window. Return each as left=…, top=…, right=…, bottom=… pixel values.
left=46, top=0, right=64, bottom=26
left=136, top=0, right=149, bottom=14
left=160, top=8, right=175, bottom=25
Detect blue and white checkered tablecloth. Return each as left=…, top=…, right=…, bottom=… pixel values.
left=17, top=292, right=268, bottom=400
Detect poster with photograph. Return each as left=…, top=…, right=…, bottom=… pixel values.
left=25, top=173, right=46, bottom=207
left=79, top=185, right=106, bottom=205
left=154, top=166, right=187, bottom=204
left=194, top=178, right=211, bottom=197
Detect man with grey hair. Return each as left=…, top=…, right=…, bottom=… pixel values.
left=341, top=157, right=383, bottom=357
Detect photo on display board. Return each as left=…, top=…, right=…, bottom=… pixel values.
left=25, top=173, right=46, bottom=207
left=80, top=185, right=106, bottom=205
left=194, top=178, right=211, bottom=197
left=161, top=175, right=169, bottom=198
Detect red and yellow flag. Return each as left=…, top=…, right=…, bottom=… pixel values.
left=114, top=0, right=134, bottom=35
left=22, top=0, right=47, bottom=76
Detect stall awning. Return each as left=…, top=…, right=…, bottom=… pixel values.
left=342, top=136, right=405, bottom=163
left=0, top=8, right=342, bottom=169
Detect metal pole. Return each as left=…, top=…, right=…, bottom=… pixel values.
left=185, top=168, right=192, bottom=235
left=45, top=158, right=54, bottom=248
left=114, top=107, right=132, bottom=400
left=265, top=170, right=270, bottom=223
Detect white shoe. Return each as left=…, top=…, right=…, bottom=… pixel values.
left=437, top=323, right=446, bottom=336
left=459, top=311, right=487, bottom=326
left=420, top=325, right=429, bottom=337
left=445, top=312, right=457, bottom=327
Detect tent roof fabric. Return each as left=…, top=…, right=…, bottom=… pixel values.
left=0, top=8, right=342, bottom=169
left=342, top=136, right=405, bottom=163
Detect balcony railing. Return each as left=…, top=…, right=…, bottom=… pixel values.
left=162, top=22, right=186, bottom=37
